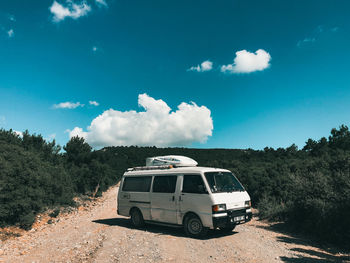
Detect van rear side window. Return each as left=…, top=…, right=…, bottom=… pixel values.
left=153, top=176, right=177, bottom=193
left=122, top=176, right=152, bottom=192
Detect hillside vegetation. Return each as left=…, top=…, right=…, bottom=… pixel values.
left=1, top=126, right=350, bottom=247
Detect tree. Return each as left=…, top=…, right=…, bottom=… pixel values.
left=63, top=136, right=92, bottom=166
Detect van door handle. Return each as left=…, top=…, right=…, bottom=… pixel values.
left=172, top=196, right=175, bottom=202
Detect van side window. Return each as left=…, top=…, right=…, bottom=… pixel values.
left=153, top=176, right=177, bottom=193
left=122, top=176, right=152, bottom=192
left=183, top=174, right=207, bottom=194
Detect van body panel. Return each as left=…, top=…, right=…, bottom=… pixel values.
left=150, top=175, right=179, bottom=223
left=150, top=192, right=178, bottom=223
left=211, top=192, right=250, bottom=210
left=178, top=192, right=213, bottom=227
left=118, top=177, right=152, bottom=220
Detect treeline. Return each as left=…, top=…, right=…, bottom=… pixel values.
left=1, top=126, right=350, bottom=247
left=0, top=130, right=120, bottom=229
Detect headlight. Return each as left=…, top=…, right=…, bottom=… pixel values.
left=212, top=204, right=226, bottom=212
left=245, top=200, right=251, bottom=207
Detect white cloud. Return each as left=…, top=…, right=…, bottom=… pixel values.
left=89, top=100, right=99, bottom=106
left=8, top=15, right=16, bottom=22
left=187, top=60, right=213, bottom=72
left=95, top=0, right=107, bottom=7
left=50, top=1, right=91, bottom=22
left=297, top=25, right=339, bottom=48
left=331, top=27, right=339, bottom=32
left=53, top=102, right=84, bottom=109
left=221, top=49, right=271, bottom=74
left=7, top=29, right=14, bottom=38
left=92, top=46, right=98, bottom=52
left=297, top=37, right=316, bottom=47
left=14, top=131, right=23, bottom=138
left=69, top=94, right=213, bottom=148
left=0, top=116, right=6, bottom=126
left=46, top=133, right=56, bottom=141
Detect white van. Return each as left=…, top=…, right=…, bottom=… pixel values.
left=117, top=156, right=252, bottom=237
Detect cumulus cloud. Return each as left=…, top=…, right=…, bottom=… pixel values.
left=7, top=29, right=14, bottom=38
left=221, top=49, right=271, bottom=74
left=187, top=60, right=213, bottom=72
left=50, top=1, right=91, bottom=22
left=89, top=100, right=99, bottom=106
left=69, top=94, right=213, bottom=148
left=53, top=102, right=84, bottom=109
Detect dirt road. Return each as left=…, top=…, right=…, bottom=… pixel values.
left=1, top=185, right=349, bottom=263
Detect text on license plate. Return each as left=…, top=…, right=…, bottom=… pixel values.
left=233, top=215, right=245, bottom=222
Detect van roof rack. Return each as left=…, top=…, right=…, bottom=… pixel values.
left=127, top=165, right=175, bottom=172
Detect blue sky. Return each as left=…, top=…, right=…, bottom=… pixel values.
left=1, top=0, right=350, bottom=149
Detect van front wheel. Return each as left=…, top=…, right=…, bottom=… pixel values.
left=184, top=214, right=208, bottom=238
left=130, top=208, right=144, bottom=228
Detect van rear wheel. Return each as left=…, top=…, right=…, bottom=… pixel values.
left=130, top=208, right=144, bottom=228
left=184, top=214, right=208, bottom=238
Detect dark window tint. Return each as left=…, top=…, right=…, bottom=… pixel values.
left=182, top=174, right=207, bottom=194
left=122, top=176, right=152, bottom=192
left=152, top=176, right=177, bottom=193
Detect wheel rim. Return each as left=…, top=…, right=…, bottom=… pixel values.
left=188, top=218, right=202, bottom=235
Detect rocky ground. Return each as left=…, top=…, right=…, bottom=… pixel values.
left=1, top=185, right=349, bottom=263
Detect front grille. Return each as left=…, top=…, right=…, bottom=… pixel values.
left=227, top=209, right=246, bottom=217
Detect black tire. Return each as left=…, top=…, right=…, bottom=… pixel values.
left=219, top=225, right=236, bottom=233
left=184, top=214, right=208, bottom=238
left=130, top=208, right=145, bottom=228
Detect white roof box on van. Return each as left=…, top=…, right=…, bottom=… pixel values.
left=146, top=155, right=198, bottom=167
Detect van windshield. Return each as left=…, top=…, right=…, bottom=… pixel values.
left=204, top=172, right=244, bottom=193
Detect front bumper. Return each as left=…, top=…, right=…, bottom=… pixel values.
left=213, top=208, right=252, bottom=229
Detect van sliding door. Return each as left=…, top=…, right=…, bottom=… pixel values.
left=178, top=174, right=212, bottom=228
left=151, top=175, right=178, bottom=224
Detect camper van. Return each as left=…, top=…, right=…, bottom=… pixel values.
left=117, top=156, right=252, bottom=237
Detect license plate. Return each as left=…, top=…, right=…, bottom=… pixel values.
left=233, top=215, right=245, bottom=222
